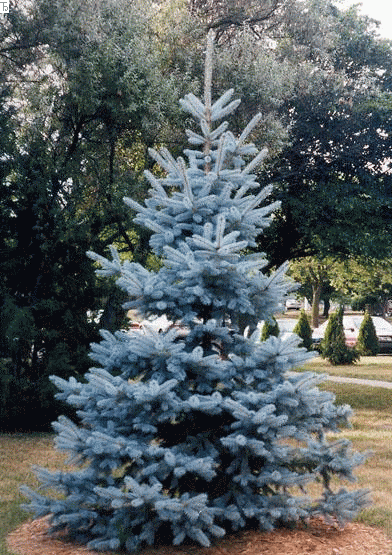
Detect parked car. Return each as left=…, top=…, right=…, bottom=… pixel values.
left=285, top=298, right=302, bottom=310
left=312, top=315, right=392, bottom=352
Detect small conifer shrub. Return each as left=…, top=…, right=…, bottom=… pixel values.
left=321, top=307, right=359, bottom=365
left=293, top=310, right=313, bottom=350
left=357, top=312, right=379, bottom=356
left=21, top=32, right=369, bottom=553
left=260, top=316, right=279, bottom=341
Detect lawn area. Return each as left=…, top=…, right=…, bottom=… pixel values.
left=319, top=382, right=392, bottom=537
left=0, top=434, right=68, bottom=555
left=1, top=382, right=392, bottom=553
left=302, top=354, right=392, bottom=382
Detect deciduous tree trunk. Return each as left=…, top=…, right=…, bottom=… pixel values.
left=312, top=283, right=322, bottom=328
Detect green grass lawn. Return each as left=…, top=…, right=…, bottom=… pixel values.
left=0, top=434, right=68, bottom=555
left=302, top=354, right=392, bottom=382
left=1, top=380, right=392, bottom=553
left=320, top=382, right=392, bottom=537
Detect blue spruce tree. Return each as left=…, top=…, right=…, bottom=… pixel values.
left=22, top=32, right=369, bottom=552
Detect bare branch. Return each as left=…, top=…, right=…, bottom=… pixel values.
left=188, top=0, right=286, bottom=41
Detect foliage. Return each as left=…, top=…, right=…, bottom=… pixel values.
left=357, top=312, right=380, bottom=356
left=255, top=1, right=392, bottom=266
left=22, top=33, right=369, bottom=552
left=321, top=307, right=359, bottom=366
left=260, top=316, right=280, bottom=341
left=289, top=254, right=392, bottom=326
left=0, top=0, right=194, bottom=430
left=2, top=0, right=392, bottom=427
left=0, top=195, right=102, bottom=429
left=329, top=258, right=392, bottom=316
left=289, top=257, right=336, bottom=328
left=189, top=0, right=285, bottom=41
left=293, top=310, right=312, bottom=350
left=159, top=0, right=392, bottom=271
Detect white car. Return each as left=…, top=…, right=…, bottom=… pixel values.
left=285, top=298, right=302, bottom=310
left=312, top=315, right=392, bottom=352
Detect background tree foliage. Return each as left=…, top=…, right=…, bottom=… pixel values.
left=357, top=311, right=380, bottom=356
left=321, top=306, right=359, bottom=365
left=259, top=2, right=392, bottom=265
left=0, top=0, right=197, bottom=430
left=260, top=316, right=280, bottom=341
left=1, top=0, right=392, bottom=429
left=289, top=257, right=335, bottom=327
left=330, top=257, right=392, bottom=315
left=293, top=309, right=313, bottom=350
left=289, top=254, right=392, bottom=325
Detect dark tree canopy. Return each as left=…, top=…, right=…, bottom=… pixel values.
left=255, top=2, right=392, bottom=265
left=0, top=0, right=194, bottom=430
left=1, top=0, right=392, bottom=429
left=188, top=0, right=286, bottom=39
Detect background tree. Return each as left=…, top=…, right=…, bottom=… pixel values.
left=260, top=316, right=280, bottom=341
left=256, top=1, right=392, bottom=266
left=329, top=258, right=392, bottom=316
left=357, top=311, right=380, bottom=356
left=188, top=0, right=287, bottom=42
left=0, top=0, right=194, bottom=430
left=289, top=257, right=334, bottom=328
left=293, top=309, right=313, bottom=350
left=321, top=307, right=359, bottom=365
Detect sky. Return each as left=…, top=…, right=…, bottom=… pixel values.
left=337, top=0, right=392, bottom=39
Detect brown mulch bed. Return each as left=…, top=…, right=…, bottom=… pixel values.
left=7, top=516, right=392, bottom=555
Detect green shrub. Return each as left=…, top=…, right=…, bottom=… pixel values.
left=0, top=356, right=76, bottom=432
left=321, top=306, right=359, bottom=365
left=357, top=311, right=379, bottom=356
left=293, top=310, right=313, bottom=350
left=260, top=316, right=280, bottom=341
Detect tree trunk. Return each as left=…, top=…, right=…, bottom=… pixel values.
left=322, top=296, right=330, bottom=318
left=311, top=284, right=322, bottom=328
